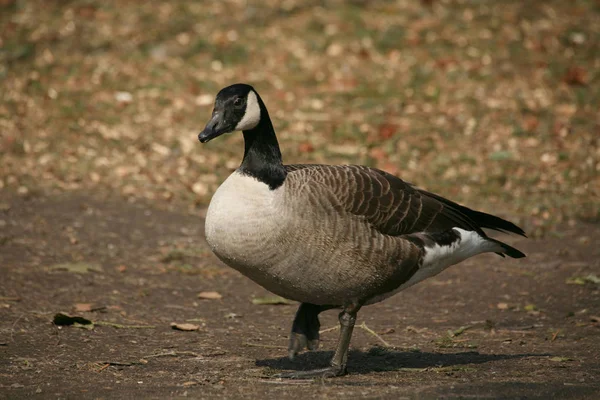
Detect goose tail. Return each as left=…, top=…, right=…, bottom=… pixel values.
left=489, top=238, right=526, bottom=259
left=417, top=228, right=526, bottom=273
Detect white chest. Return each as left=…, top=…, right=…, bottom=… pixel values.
left=204, top=171, right=285, bottom=269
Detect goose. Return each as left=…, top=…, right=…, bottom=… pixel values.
left=197, top=83, right=526, bottom=379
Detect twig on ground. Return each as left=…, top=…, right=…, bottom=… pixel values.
left=359, top=321, right=393, bottom=348
left=143, top=351, right=201, bottom=358
left=95, top=321, right=155, bottom=329
left=0, top=296, right=21, bottom=302
left=259, top=379, right=312, bottom=385
left=97, top=363, right=110, bottom=372
left=243, top=342, right=287, bottom=349
left=496, top=329, right=536, bottom=335
left=10, top=314, right=24, bottom=342
left=96, top=360, right=144, bottom=366
left=318, top=326, right=339, bottom=334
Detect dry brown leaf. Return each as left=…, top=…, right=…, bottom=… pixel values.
left=378, top=123, right=398, bottom=140
left=562, top=66, right=588, bottom=86
left=74, top=303, right=93, bottom=312
left=170, top=323, right=200, bottom=331
left=298, top=142, right=315, bottom=153
left=197, top=291, right=222, bottom=300
left=497, top=302, right=509, bottom=310
left=522, top=115, right=539, bottom=132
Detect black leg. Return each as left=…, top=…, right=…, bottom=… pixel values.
left=277, top=303, right=361, bottom=379
left=288, top=303, right=328, bottom=360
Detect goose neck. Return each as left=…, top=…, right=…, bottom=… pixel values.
left=239, top=109, right=286, bottom=189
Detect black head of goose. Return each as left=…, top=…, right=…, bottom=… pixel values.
left=197, top=83, right=526, bottom=379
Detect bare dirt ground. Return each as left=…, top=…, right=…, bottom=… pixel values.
left=1, top=190, right=598, bottom=399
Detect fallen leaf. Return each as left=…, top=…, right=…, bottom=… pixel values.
left=566, top=275, right=600, bottom=285
left=522, top=115, right=539, bottom=132
left=49, top=263, right=103, bottom=274
left=170, top=323, right=200, bottom=331
left=53, top=313, right=93, bottom=328
left=115, top=91, right=133, bottom=103
left=378, top=123, right=398, bottom=140
left=298, top=142, right=314, bottom=153
left=524, top=304, right=537, bottom=312
left=251, top=295, right=294, bottom=305
left=497, top=302, right=509, bottom=310
left=448, top=325, right=472, bottom=337
left=197, top=291, right=222, bottom=300
left=74, top=303, right=93, bottom=312
left=116, top=265, right=127, bottom=273
left=584, top=274, right=600, bottom=284
left=562, top=66, right=587, bottom=86
left=566, top=277, right=586, bottom=285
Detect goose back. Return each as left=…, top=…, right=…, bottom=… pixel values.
left=285, top=164, right=525, bottom=239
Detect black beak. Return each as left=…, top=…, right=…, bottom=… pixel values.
left=198, top=112, right=226, bottom=143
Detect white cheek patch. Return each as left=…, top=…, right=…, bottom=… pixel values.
left=235, top=90, right=261, bottom=131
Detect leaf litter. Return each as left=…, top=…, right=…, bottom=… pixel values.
left=2, top=0, right=598, bottom=237
left=566, top=274, right=600, bottom=285
left=48, top=263, right=103, bottom=274
left=170, top=322, right=201, bottom=331
left=197, top=291, right=223, bottom=300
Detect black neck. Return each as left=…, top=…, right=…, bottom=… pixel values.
left=239, top=98, right=286, bottom=190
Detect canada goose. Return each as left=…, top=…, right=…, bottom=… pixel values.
left=197, top=83, right=526, bottom=378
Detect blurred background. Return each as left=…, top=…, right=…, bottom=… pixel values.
left=1, top=0, right=598, bottom=236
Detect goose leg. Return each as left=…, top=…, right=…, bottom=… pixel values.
left=288, top=303, right=335, bottom=360
left=277, top=304, right=361, bottom=379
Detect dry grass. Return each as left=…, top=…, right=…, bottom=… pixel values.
left=1, top=0, right=599, bottom=236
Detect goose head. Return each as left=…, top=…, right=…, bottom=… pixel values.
left=198, top=83, right=262, bottom=143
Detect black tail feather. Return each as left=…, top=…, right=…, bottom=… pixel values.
left=490, top=238, right=526, bottom=259
left=420, top=189, right=527, bottom=237
left=464, top=209, right=527, bottom=237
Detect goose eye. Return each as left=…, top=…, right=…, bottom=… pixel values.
left=233, top=98, right=243, bottom=107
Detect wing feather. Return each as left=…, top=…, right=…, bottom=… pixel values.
left=285, top=164, right=525, bottom=238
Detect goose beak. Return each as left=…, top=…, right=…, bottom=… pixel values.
left=198, top=112, right=226, bottom=143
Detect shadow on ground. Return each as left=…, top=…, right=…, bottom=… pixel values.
left=257, top=348, right=548, bottom=374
